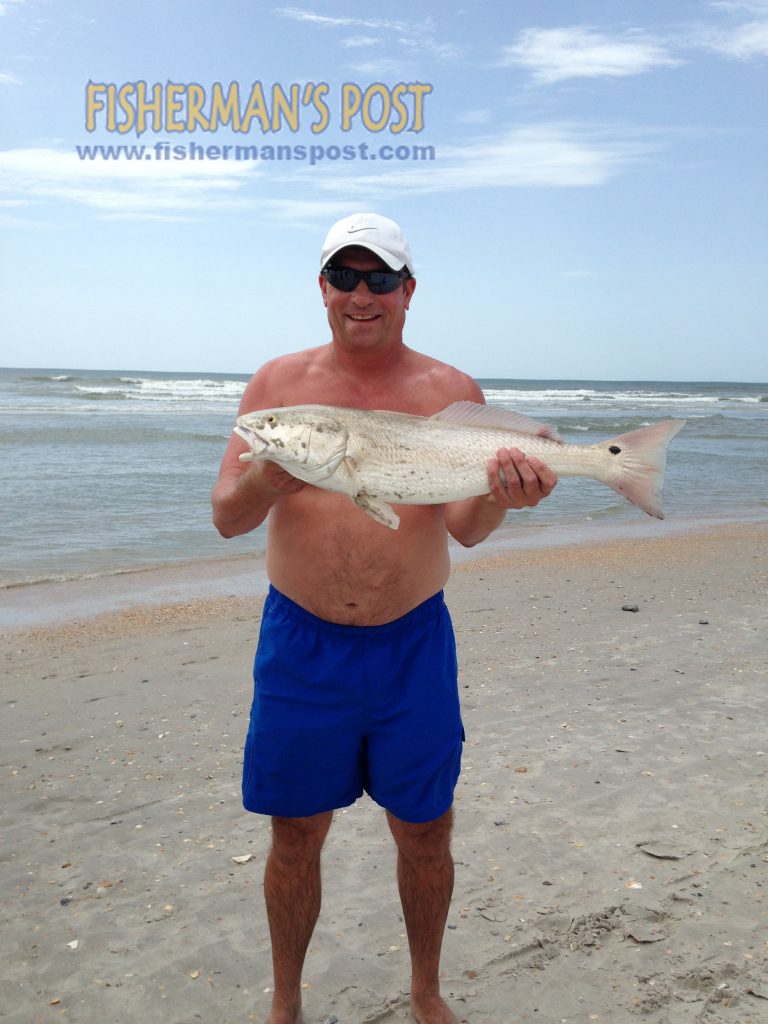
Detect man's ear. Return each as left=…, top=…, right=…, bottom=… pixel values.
left=319, top=274, right=329, bottom=307
left=403, top=276, right=416, bottom=310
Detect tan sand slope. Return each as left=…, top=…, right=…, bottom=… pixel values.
left=1, top=525, right=766, bottom=1023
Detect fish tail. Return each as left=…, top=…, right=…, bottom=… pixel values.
left=602, top=419, right=686, bottom=519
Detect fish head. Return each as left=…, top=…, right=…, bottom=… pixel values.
left=234, top=407, right=349, bottom=481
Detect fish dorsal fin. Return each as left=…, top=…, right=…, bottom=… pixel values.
left=430, top=401, right=561, bottom=441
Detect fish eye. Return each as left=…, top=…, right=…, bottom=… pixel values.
left=266, top=415, right=277, bottom=426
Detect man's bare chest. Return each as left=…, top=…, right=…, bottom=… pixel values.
left=279, top=376, right=440, bottom=417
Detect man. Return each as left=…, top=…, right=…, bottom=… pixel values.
left=211, top=213, right=557, bottom=1024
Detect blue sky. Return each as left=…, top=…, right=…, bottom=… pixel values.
left=1, top=0, right=766, bottom=381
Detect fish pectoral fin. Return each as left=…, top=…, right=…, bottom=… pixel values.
left=431, top=400, right=562, bottom=442
left=342, top=455, right=360, bottom=495
left=352, top=493, right=400, bottom=530
left=338, top=457, right=398, bottom=527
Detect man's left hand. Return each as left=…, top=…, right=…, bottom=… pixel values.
left=487, top=448, right=558, bottom=509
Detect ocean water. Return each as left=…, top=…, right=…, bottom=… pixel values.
left=1, top=368, right=766, bottom=589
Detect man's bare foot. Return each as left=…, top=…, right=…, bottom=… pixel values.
left=410, top=992, right=463, bottom=1024
left=264, top=1002, right=302, bottom=1024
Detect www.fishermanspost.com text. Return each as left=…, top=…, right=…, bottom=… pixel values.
left=75, top=140, right=436, bottom=166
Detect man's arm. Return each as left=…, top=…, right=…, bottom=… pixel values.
left=211, top=368, right=304, bottom=539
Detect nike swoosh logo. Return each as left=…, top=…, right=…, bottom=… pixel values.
left=347, top=225, right=374, bottom=232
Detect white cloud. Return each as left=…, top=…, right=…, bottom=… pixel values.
left=346, top=58, right=408, bottom=77
left=0, top=0, right=26, bottom=15
left=562, top=269, right=598, bottom=280
left=398, top=36, right=462, bottom=62
left=0, top=146, right=256, bottom=182
left=274, top=8, right=410, bottom=32
left=458, top=109, right=492, bottom=125
left=299, top=124, right=656, bottom=197
left=0, top=71, right=21, bottom=85
left=698, top=17, right=768, bottom=56
left=275, top=7, right=462, bottom=62
left=697, top=0, right=768, bottom=57
left=500, top=26, right=682, bottom=84
left=0, top=147, right=261, bottom=215
left=97, top=212, right=199, bottom=223
left=707, top=1, right=768, bottom=12
left=340, top=36, right=380, bottom=49
left=0, top=146, right=355, bottom=225
left=256, top=197, right=360, bottom=227
left=0, top=122, right=658, bottom=221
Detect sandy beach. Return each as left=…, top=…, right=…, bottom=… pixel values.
left=2, top=523, right=767, bottom=1024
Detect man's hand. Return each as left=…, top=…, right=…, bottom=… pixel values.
left=487, top=448, right=557, bottom=509
left=258, top=460, right=307, bottom=496
left=211, top=459, right=305, bottom=538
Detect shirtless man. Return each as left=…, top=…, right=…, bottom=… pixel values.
left=211, top=213, right=557, bottom=1024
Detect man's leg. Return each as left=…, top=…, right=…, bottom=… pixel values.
left=263, top=811, right=333, bottom=1024
left=387, top=808, right=463, bottom=1024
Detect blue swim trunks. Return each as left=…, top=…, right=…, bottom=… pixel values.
left=242, top=586, right=463, bottom=823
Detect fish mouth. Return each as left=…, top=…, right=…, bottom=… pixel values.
left=233, top=423, right=267, bottom=455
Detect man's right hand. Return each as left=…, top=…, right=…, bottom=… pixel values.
left=258, top=460, right=307, bottom=496
left=212, top=457, right=305, bottom=539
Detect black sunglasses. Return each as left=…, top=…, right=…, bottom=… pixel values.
left=321, top=265, right=410, bottom=295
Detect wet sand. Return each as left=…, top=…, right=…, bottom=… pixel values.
left=2, top=523, right=767, bottom=1023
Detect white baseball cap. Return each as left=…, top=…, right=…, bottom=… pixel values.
left=320, top=213, right=414, bottom=274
